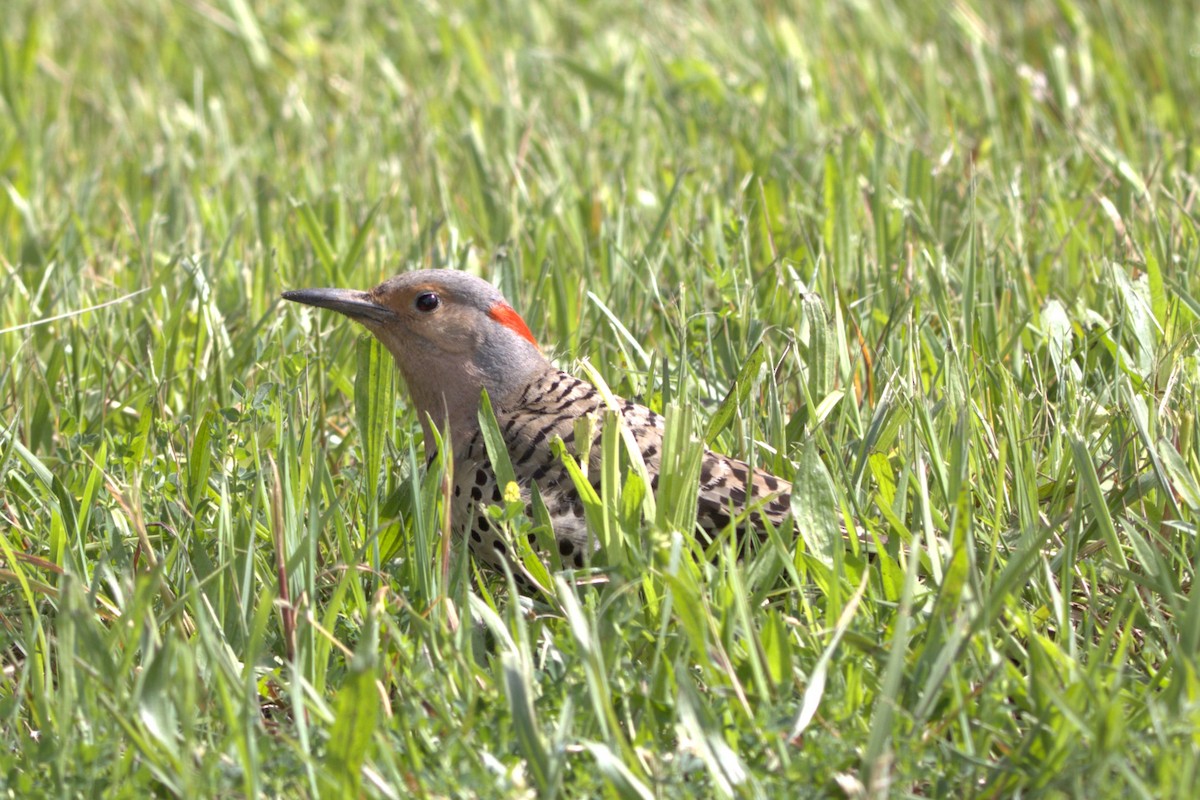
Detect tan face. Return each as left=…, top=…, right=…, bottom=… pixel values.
left=284, top=269, right=548, bottom=448
left=365, top=279, right=484, bottom=356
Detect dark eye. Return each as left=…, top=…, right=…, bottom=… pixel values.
left=414, top=292, right=440, bottom=312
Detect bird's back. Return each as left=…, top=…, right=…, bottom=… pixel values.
left=449, top=369, right=792, bottom=585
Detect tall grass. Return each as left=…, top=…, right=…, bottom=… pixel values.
left=2, top=0, right=1198, bottom=795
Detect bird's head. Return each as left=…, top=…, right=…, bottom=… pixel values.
left=284, top=269, right=548, bottom=448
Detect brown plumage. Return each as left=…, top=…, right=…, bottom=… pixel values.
left=284, top=269, right=791, bottom=591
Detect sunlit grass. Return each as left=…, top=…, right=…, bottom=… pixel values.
left=2, top=0, right=1198, bottom=796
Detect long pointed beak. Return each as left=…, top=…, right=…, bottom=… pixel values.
left=281, top=287, right=396, bottom=324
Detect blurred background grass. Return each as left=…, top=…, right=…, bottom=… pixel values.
left=2, top=0, right=1198, bottom=796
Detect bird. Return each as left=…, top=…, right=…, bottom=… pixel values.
left=283, top=269, right=793, bottom=592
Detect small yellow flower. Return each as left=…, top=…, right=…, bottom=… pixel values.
left=503, top=481, right=522, bottom=504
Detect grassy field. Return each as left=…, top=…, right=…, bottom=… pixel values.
left=2, top=0, right=1199, bottom=796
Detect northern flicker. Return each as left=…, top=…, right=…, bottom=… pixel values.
left=284, top=269, right=792, bottom=591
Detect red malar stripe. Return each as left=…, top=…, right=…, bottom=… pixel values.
left=488, top=302, right=538, bottom=346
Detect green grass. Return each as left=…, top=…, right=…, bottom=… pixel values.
left=2, top=0, right=1199, bottom=796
